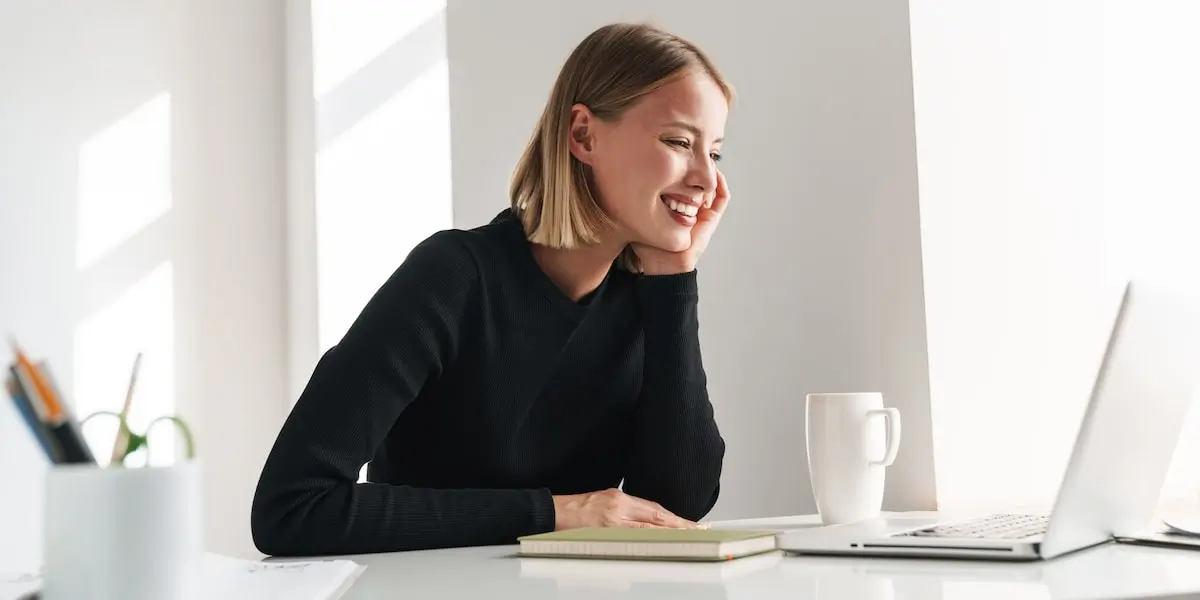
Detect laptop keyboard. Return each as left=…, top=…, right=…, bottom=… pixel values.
left=894, top=514, right=1049, bottom=540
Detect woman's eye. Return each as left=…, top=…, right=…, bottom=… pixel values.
left=665, top=138, right=721, bottom=161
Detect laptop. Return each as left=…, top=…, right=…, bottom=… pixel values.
left=778, top=280, right=1200, bottom=561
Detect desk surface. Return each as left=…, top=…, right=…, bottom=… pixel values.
left=323, top=513, right=1200, bottom=600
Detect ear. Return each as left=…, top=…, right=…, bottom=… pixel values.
left=567, top=103, right=598, bottom=165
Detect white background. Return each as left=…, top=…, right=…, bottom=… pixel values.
left=2, top=0, right=1197, bottom=571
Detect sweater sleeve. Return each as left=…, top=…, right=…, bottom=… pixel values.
left=620, top=270, right=726, bottom=522
left=251, top=232, right=555, bottom=557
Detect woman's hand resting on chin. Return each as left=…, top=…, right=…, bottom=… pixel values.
left=552, top=488, right=698, bottom=530
left=633, top=168, right=731, bottom=276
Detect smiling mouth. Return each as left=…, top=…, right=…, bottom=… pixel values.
left=661, top=195, right=699, bottom=218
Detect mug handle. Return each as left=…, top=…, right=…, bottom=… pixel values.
left=868, top=408, right=902, bottom=466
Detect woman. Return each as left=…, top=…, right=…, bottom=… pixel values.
left=251, top=21, right=733, bottom=556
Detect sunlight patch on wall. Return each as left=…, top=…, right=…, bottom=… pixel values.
left=915, top=0, right=1200, bottom=509
left=311, top=0, right=445, bottom=97
left=76, top=93, right=172, bottom=270
left=1101, top=0, right=1200, bottom=503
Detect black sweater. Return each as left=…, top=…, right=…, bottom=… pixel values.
left=250, top=209, right=725, bottom=556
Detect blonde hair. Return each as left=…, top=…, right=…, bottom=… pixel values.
left=510, top=22, right=734, bottom=253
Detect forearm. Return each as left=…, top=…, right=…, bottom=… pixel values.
left=622, top=393, right=724, bottom=521
left=623, top=271, right=725, bottom=521
left=251, top=345, right=557, bottom=555
left=251, top=477, right=555, bottom=556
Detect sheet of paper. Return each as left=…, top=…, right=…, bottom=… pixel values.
left=203, top=553, right=366, bottom=600
left=1163, top=518, right=1200, bottom=538
left=0, top=554, right=366, bottom=600
left=1118, top=532, right=1200, bottom=551
left=0, top=572, right=40, bottom=600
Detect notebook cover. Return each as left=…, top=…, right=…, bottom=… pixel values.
left=516, top=549, right=780, bottom=562
left=518, top=527, right=776, bottom=543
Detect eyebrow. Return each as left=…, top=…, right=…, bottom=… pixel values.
left=663, top=120, right=724, bottom=144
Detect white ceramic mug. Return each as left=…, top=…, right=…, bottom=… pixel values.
left=806, top=393, right=901, bottom=525
left=42, top=461, right=203, bottom=600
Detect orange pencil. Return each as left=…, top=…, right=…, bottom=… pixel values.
left=7, top=336, right=63, bottom=422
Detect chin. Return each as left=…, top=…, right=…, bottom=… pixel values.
left=647, top=232, right=691, bottom=253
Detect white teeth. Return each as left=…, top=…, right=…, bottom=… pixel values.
left=662, top=196, right=697, bottom=218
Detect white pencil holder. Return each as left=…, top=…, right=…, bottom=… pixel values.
left=42, top=461, right=203, bottom=600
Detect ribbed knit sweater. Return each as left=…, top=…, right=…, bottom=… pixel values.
left=250, top=209, right=725, bottom=556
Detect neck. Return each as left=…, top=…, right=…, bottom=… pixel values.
left=531, top=237, right=626, bottom=303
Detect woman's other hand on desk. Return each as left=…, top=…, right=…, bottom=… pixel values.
left=552, top=488, right=697, bottom=530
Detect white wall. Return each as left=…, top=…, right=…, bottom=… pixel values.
left=0, top=0, right=287, bottom=567
left=911, top=0, right=1111, bottom=511
left=912, top=0, right=1200, bottom=510
left=446, top=0, right=938, bottom=519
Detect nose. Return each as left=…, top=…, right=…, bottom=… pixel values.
left=684, top=153, right=718, bottom=196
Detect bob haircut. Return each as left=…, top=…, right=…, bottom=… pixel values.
left=509, top=22, right=734, bottom=263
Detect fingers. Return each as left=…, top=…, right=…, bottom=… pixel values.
left=660, top=509, right=698, bottom=529
left=709, top=168, right=730, bottom=215
left=627, top=497, right=696, bottom=529
left=689, top=170, right=728, bottom=256
left=625, top=499, right=664, bottom=526
left=626, top=520, right=669, bottom=529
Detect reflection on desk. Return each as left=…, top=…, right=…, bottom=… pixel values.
left=518, top=551, right=784, bottom=592
left=314, top=514, right=1200, bottom=600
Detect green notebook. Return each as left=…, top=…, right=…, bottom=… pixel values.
left=517, top=527, right=778, bottom=561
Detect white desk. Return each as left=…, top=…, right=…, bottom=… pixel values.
left=317, top=513, right=1200, bottom=600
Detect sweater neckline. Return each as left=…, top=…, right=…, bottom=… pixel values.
left=500, top=210, right=611, bottom=322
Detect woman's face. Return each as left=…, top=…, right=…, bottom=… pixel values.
left=569, top=71, right=728, bottom=253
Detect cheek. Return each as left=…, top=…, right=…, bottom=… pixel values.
left=624, top=146, right=681, bottom=200
left=593, top=142, right=685, bottom=220
left=596, top=145, right=668, bottom=205
left=645, top=150, right=680, bottom=189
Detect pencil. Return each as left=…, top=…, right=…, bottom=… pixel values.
left=109, top=352, right=143, bottom=465
left=7, top=336, right=63, bottom=421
